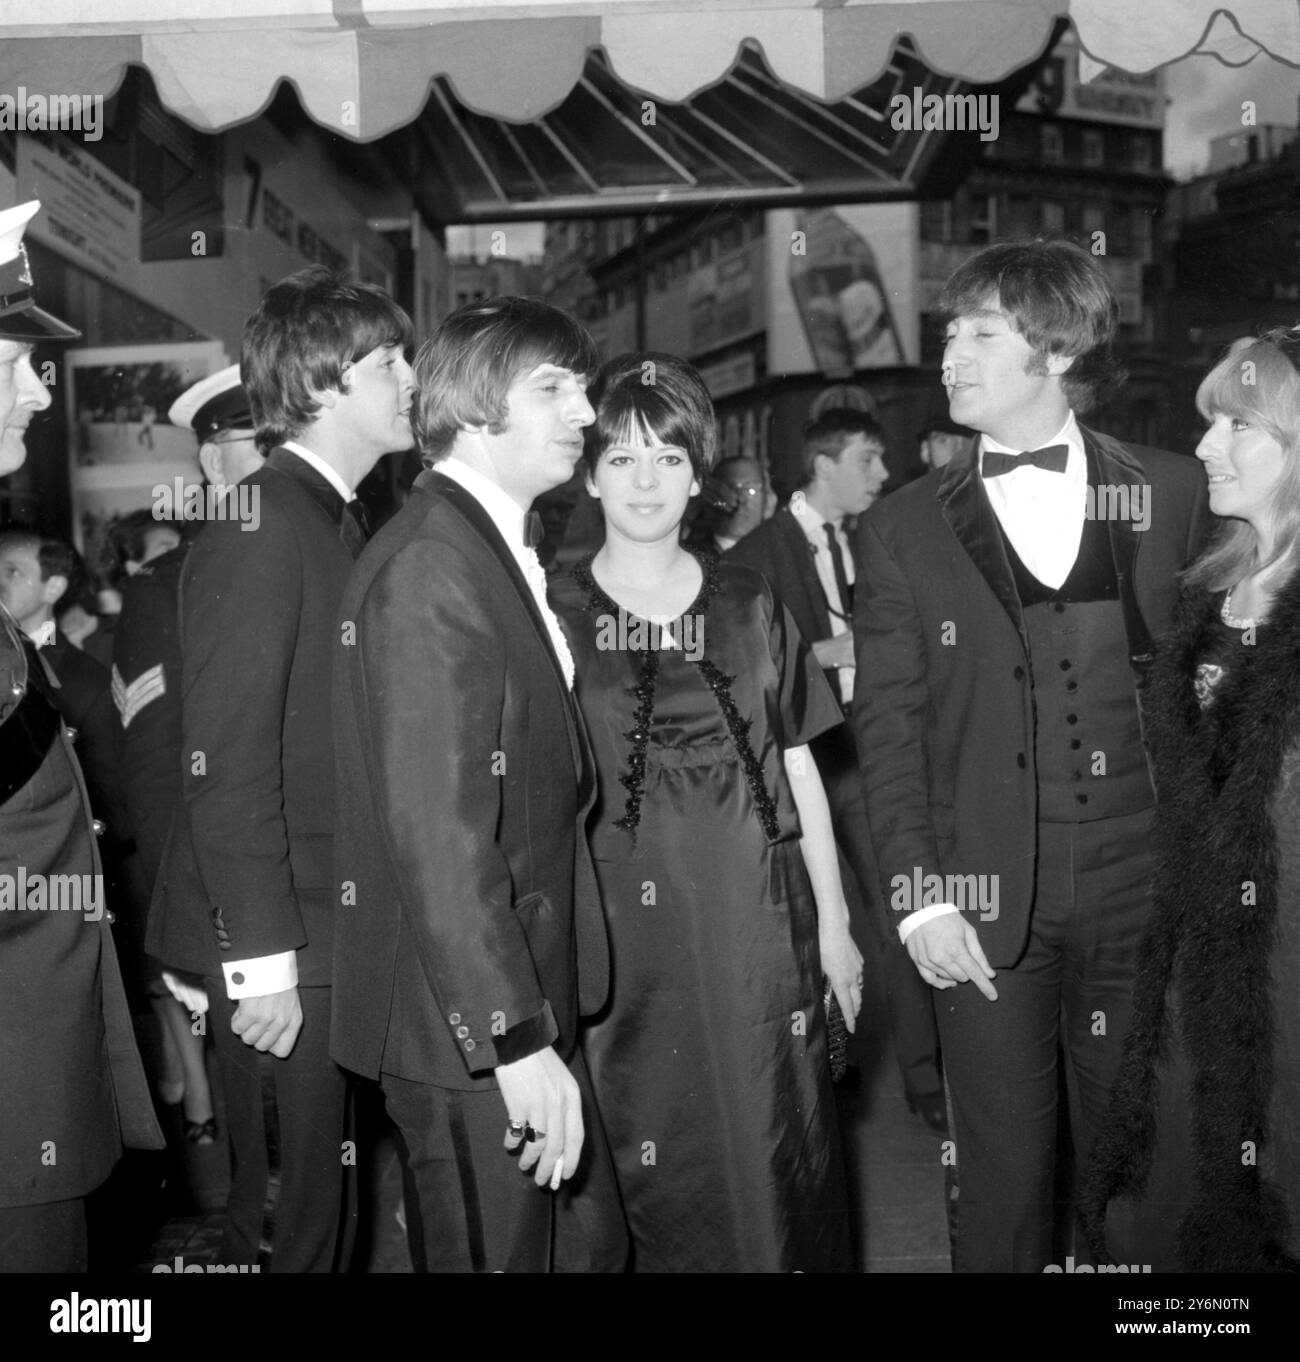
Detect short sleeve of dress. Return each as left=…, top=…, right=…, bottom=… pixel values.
left=767, top=588, right=843, bottom=750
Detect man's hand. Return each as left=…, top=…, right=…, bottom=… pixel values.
left=231, top=986, right=303, bottom=1057
left=906, top=914, right=998, bottom=1001
left=496, top=1046, right=584, bottom=1190
left=812, top=634, right=855, bottom=671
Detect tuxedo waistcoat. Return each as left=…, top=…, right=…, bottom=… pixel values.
left=999, top=459, right=1153, bottom=824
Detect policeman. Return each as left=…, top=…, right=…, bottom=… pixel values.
left=112, top=366, right=260, bottom=1169
left=0, top=200, right=162, bottom=1272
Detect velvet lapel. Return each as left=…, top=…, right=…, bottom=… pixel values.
left=419, top=470, right=585, bottom=785
left=1082, top=426, right=1157, bottom=663
left=936, top=438, right=1027, bottom=653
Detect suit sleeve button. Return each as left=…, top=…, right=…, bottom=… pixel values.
left=456, top=1026, right=469, bottom=1038
left=448, top=1012, right=461, bottom=1024
left=92, top=819, right=106, bottom=835
left=464, top=1039, right=476, bottom=1052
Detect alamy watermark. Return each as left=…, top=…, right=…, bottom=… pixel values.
left=891, top=867, right=1000, bottom=922
left=890, top=88, right=999, bottom=142
left=595, top=612, right=704, bottom=662
left=1086, top=482, right=1150, bottom=530
left=0, top=868, right=104, bottom=921
left=0, top=89, right=102, bottom=142
left=152, top=479, right=261, bottom=531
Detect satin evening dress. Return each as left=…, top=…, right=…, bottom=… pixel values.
left=556, top=552, right=852, bottom=1273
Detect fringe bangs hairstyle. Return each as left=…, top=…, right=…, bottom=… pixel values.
left=938, top=238, right=1124, bottom=414
left=242, top=266, right=414, bottom=449
left=414, top=296, right=599, bottom=464
left=582, top=352, right=718, bottom=482
left=1184, top=327, right=1300, bottom=592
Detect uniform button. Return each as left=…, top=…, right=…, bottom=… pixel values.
left=1073, top=771, right=1083, bottom=781
left=1070, top=739, right=1082, bottom=750
left=1066, top=714, right=1078, bottom=725
left=464, top=1039, right=476, bottom=1052
left=65, top=726, right=78, bottom=743
left=105, top=911, right=116, bottom=925
left=448, top=1012, right=461, bottom=1025
left=219, top=942, right=232, bottom=951
left=1016, top=753, right=1026, bottom=769
left=1013, top=666, right=1025, bottom=681
left=1059, top=659, right=1072, bottom=671
left=1066, top=680, right=1078, bottom=692
left=1054, top=602, right=1067, bottom=614
left=1076, top=794, right=1089, bottom=805
left=92, top=819, right=106, bottom=835
left=231, top=971, right=245, bottom=985
left=456, top=1026, right=469, bottom=1038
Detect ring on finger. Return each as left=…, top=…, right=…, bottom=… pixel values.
left=524, top=1126, right=546, bottom=1142
left=506, top=1120, right=526, bottom=1139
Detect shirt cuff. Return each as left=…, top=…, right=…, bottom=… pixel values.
left=897, top=902, right=960, bottom=945
left=222, top=951, right=298, bottom=999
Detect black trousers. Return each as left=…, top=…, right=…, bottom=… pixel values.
left=383, top=1047, right=628, bottom=1274
left=208, top=983, right=354, bottom=1272
left=936, top=808, right=1154, bottom=1272
left=813, top=723, right=942, bottom=1098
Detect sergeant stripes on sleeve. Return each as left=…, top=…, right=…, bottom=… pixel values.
left=111, top=662, right=165, bottom=729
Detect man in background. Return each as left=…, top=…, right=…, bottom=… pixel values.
left=728, top=410, right=945, bottom=1129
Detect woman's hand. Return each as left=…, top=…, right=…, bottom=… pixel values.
left=820, top=919, right=864, bottom=1031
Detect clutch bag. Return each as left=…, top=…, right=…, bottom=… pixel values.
left=822, top=977, right=848, bottom=1084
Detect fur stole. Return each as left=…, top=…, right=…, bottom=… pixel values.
left=1079, top=569, right=1300, bottom=1272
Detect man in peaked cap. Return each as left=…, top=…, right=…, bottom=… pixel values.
left=0, top=199, right=163, bottom=1272
left=113, top=367, right=262, bottom=1202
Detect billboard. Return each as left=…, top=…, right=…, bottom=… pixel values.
left=1016, top=28, right=1164, bottom=130
left=767, top=203, right=918, bottom=377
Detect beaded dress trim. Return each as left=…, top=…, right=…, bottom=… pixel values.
left=572, top=551, right=781, bottom=841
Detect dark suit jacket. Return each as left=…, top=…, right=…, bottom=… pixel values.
left=43, top=629, right=127, bottom=844
left=726, top=506, right=838, bottom=680
left=330, top=469, right=609, bottom=1092
left=1, top=617, right=162, bottom=1206
left=112, top=544, right=187, bottom=886
left=149, top=449, right=354, bottom=985
left=852, top=428, right=1210, bottom=966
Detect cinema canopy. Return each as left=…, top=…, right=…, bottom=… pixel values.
left=0, top=1, right=1293, bottom=219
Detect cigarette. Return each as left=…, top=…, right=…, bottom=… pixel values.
left=550, top=1157, right=564, bottom=1190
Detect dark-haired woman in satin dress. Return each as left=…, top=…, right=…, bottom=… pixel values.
left=554, top=352, right=859, bottom=1272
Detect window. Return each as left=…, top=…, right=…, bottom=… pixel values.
left=1082, top=202, right=1106, bottom=238
left=1041, top=123, right=1064, bottom=163
left=1041, top=200, right=1065, bottom=235
left=920, top=200, right=953, bottom=242
left=1131, top=136, right=1153, bottom=171
left=1132, top=209, right=1154, bottom=262
left=969, top=193, right=997, bottom=245
left=1083, top=130, right=1103, bottom=167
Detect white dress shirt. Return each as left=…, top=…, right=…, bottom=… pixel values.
left=436, top=457, right=575, bottom=689
left=979, top=412, right=1087, bottom=590
left=791, top=499, right=855, bottom=706
left=898, top=411, right=1086, bottom=947
left=222, top=440, right=353, bottom=1000
left=281, top=439, right=355, bottom=501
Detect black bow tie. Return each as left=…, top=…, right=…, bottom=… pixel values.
left=523, top=510, right=544, bottom=550
left=982, top=444, right=1069, bottom=478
